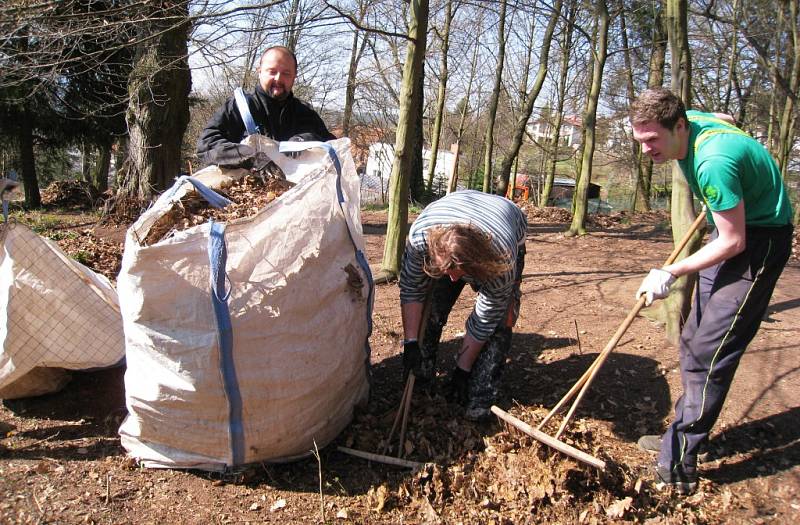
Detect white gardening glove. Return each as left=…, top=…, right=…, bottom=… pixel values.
left=636, top=268, right=676, bottom=306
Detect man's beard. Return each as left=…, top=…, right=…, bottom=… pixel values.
left=268, top=85, right=290, bottom=101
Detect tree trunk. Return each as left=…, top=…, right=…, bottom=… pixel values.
left=496, top=0, right=563, bottom=197
left=450, top=24, right=482, bottom=194
left=664, top=0, right=703, bottom=346
left=633, top=8, right=667, bottom=212
left=81, top=142, right=92, bottom=183
left=93, top=142, right=111, bottom=195
left=380, top=0, right=429, bottom=279
left=118, top=3, right=192, bottom=202
left=566, top=0, right=608, bottom=237
left=482, top=0, right=507, bottom=193
left=542, top=0, right=576, bottom=207
left=342, top=4, right=368, bottom=137
left=777, top=0, right=800, bottom=175
left=722, top=0, right=741, bottom=112
left=410, top=71, right=426, bottom=203
left=620, top=9, right=646, bottom=211
left=425, top=0, right=453, bottom=195
left=284, top=0, right=301, bottom=52
left=18, top=108, right=41, bottom=209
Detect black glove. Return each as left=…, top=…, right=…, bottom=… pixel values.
left=447, top=367, right=471, bottom=405
left=251, top=151, right=286, bottom=181
left=402, top=340, right=421, bottom=379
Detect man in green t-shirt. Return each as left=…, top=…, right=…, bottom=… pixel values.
left=628, top=87, right=794, bottom=494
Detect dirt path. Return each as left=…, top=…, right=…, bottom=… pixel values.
left=1, top=210, right=798, bottom=524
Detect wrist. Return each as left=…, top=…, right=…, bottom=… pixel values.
left=402, top=338, right=418, bottom=345
left=660, top=267, right=677, bottom=279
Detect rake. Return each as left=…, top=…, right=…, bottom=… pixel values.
left=493, top=206, right=708, bottom=470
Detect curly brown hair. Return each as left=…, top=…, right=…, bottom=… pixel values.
left=423, top=224, right=512, bottom=281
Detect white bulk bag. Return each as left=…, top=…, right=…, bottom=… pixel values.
left=118, top=138, right=373, bottom=470
left=0, top=222, right=124, bottom=399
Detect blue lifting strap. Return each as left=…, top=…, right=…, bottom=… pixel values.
left=2, top=169, right=18, bottom=223
left=233, top=88, right=259, bottom=137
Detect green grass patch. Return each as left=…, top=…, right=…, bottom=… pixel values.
left=71, top=250, right=92, bottom=265
left=362, top=203, right=389, bottom=212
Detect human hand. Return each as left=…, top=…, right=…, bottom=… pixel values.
left=402, top=340, right=421, bottom=379
left=635, top=268, right=676, bottom=306
left=251, top=151, right=286, bottom=181
left=447, top=367, right=470, bottom=404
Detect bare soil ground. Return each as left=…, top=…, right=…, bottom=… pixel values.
left=1, top=206, right=798, bottom=524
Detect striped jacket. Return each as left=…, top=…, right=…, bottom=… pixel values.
left=399, top=190, right=528, bottom=341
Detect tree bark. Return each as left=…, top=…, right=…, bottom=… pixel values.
left=496, top=0, right=563, bottom=197
left=566, top=0, right=608, bottom=237
left=118, top=2, right=192, bottom=202
left=482, top=0, right=507, bottom=193
left=425, top=0, right=453, bottom=195
left=342, top=3, right=369, bottom=137
left=664, top=0, right=703, bottom=346
left=449, top=24, right=482, bottom=194
left=633, top=7, right=668, bottom=212
left=542, top=0, right=576, bottom=207
left=777, top=0, right=800, bottom=175
left=380, top=0, right=429, bottom=278
left=93, top=142, right=111, bottom=195
left=18, top=107, right=41, bottom=209
left=620, top=9, right=646, bottom=211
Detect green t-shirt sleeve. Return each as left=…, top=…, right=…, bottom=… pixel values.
left=695, top=152, right=743, bottom=212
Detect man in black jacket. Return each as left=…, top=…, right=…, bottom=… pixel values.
left=196, top=46, right=335, bottom=171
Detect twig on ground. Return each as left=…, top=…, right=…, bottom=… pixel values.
left=15, top=431, right=61, bottom=451
left=32, top=489, right=45, bottom=517
left=311, top=440, right=325, bottom=524
left=574, top=320, right=582, bottom=354
left=337, top=446, right=424, bottom=470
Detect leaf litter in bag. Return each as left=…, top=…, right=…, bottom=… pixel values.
left=143, top=174, right=295, bottom=246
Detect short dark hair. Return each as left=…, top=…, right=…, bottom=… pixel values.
left=630, top=87, right=687, bottom=130
left=259, top=46, right=298, bottom=72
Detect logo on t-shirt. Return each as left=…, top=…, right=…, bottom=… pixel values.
left=703, top=185, right=720, bottom=203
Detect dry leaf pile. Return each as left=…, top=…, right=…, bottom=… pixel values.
left=519, top=203, right=573, bottom=224
left=56, top=230, right=124, bottom=282
left=343, top=397, right=721, bottom=524
left=41, top=180, right=99, bottom=208
left=144, top=175, right=294, bottom=245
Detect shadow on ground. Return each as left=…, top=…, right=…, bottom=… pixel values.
left=500, top=333, right=671, bottom=442
left=2, top=366, right=127, bottom=461
left=703, top=407, right=800, bottom=485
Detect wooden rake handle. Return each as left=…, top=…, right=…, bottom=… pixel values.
left=538, top=207, right=707, bottom=436
left=385, top=291, right=434, bottom=457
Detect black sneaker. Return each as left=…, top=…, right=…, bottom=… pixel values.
left=654, top=464, right=698, bottom=495
left=638, top=435, right=661, bottom=454
left=464, top=405, right=492, bottom=422
left=638, top=435, right=711, bottom=463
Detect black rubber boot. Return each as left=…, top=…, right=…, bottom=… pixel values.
left=417, top=278, right=465, bottom=381
left=465, top=327, right=511, bottom=421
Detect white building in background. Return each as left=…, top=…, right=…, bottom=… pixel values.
left=362, top=143, right=456, bottom=204
left=526, top=114, right=582, bottom=149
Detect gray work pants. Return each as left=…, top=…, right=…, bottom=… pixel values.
left=658, top=224, right=793, bottom=477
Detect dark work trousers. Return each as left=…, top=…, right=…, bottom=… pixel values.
left=658, top=224, right=793, bottom=477
left=418, top=245, right=526, bottom=410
